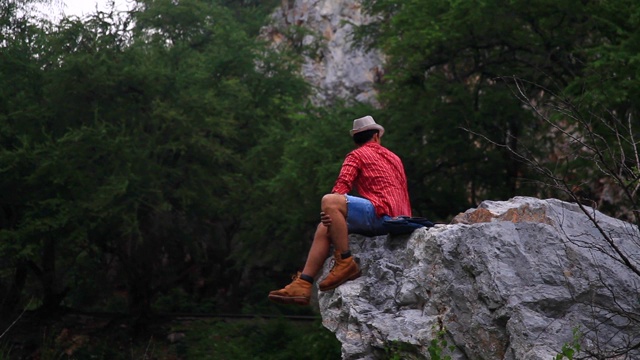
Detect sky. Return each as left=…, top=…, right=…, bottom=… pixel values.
left=36, top=0, right=133, bottom=19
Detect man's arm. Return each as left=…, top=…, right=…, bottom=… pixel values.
left=332, top=154, right=359, bottom=194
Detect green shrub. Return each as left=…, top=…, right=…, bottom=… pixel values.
left=175, top=318, right=341, bottom=360
left=555, top=328, right=582, bottom=360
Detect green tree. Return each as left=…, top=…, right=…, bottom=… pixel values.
left=0, top=0, right=57, bottom=318
left=358, top=0, right=640, bottom=220
left=0, top=0, right=309, bottom=324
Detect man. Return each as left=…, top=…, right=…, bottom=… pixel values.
left=268, top=115, right=412, bottom=305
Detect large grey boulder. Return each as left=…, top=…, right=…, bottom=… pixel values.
left=319, top=197, right=640, bottom=359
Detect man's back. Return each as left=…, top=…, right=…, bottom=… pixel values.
left=333, top=142, right=411, bottom=217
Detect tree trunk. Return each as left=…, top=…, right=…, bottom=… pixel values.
left=1, top=260, right=27, bottom=319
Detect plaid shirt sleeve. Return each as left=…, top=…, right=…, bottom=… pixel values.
left=332, top=152, right=359, bottom=194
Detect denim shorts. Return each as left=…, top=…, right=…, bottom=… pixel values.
left=345, top=195, right=390, bottom=236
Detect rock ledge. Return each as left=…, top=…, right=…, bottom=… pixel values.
left=319, top=197, right=640, bottom=359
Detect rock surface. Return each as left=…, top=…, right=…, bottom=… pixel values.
left=264, top=0, right=384, bottom=106
left=319, top=197, right=640, bottom=359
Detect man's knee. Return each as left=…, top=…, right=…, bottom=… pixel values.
left=315, top=222, right=329, bottom=235
left=321, top=193, right=347, bottom=213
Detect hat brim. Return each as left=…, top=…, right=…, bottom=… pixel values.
left=350, top=124, right=385, bottom=137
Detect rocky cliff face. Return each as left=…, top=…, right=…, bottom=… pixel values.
left=318, top=197, right=640, bottom=359
left=264, top=0, right=383, bottom=106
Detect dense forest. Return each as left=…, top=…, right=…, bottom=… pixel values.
left=1, top=0, right=639, bottom=358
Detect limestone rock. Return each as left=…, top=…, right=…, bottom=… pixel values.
left=264, top=0, right=384, bottom=106
left=319, top=196, right=640, bottom=359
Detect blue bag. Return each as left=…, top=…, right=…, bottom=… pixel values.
left=383, top=215, right=434, bottom=235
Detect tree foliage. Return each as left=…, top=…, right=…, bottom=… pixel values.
left=2, top=2, right=640, bottom=354
left=359, top=0, right=640, bottom=219
left=0, top=0, right=310, bottom=323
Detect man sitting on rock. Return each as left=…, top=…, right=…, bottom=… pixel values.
left=268, top=115, right=412, bottom=305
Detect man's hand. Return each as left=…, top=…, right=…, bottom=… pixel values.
left=320, top=211, right=332, bottom=227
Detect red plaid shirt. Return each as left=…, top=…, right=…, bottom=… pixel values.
left=332, top=142, right=412, bottom=217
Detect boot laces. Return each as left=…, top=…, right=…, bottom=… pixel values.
left=328, top=259, right=337, bottom=273
left=329, top=255, right=347, bottom=274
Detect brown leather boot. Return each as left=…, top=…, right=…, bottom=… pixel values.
left=268, top=272, right=312, bottom=305
left=319, top=250, right=361, bottom=291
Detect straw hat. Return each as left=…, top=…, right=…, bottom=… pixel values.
left=349, top=115, right=385, bottom=137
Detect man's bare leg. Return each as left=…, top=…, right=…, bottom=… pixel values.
left=317, top=194, right=360, bottom=291
left=268, top=226, right=326, bottom=305
left=301, top=193, right=348, bottom=277
left=268, top=193, right=353, bottom=304
left=301, top=223, right=331, bottom=278
left=320, top=194, right=349, bottom=253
